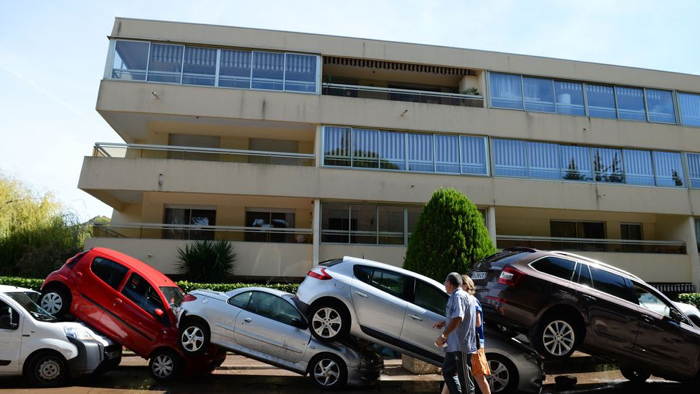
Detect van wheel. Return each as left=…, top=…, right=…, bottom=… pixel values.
left=620, top=367, right=650, bottom=384
left=309, top=353, right=348, bottom=389
left=533, top=315, right=580, bottom=359
left=40, top=287, right=71, bottom=318
left=308, top=301, right=350, bottom=342
left=180, top=320, right=209, bottom=355
left=149, top=349, right=181, bottom=381
left=25, top=351, right=68, bottom=387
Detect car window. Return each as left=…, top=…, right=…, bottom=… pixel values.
left=414, top=280, right=448, bottom=316
left=689, top=315, right=700, bottom=327
left=574, top=262, right=594, bottom=287
left=0, top=300, right=18, bottom=330
left=228, top=291, right=252, bottom=309
left=248, top=291, right=302, bottom=326
left=590, top=267, right=636, bottom=303
left=633, top=283, right=672, bottom=317
left=122, top=273, right=165, bottom=315
left=531, top=257, right=576, bottom=281
left=91, top=257, right=129, bottom=290
left=370, top=268, right=410, bottom=299
left=353, top=265, right=372, bottom=284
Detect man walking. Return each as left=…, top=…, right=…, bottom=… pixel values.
left=434, top=272, right=477, bottom=394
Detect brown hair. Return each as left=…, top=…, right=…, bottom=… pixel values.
left=461, top=274, right=476, bottom=295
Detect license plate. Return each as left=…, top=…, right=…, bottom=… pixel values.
left=471, top=271, right=487, bottom=281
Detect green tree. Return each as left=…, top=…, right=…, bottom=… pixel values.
left=403, top=188, right=495, bottom=282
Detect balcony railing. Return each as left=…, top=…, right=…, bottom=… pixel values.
left=93, top=223, right=312, bottom=244
left=93, top=143, right=316, bottom=166
left=496, top=235, right=686, bottom=254
left=322, top=83, right=484, bottom=107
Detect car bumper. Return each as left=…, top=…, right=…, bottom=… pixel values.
left=67, top=338, right=122, bottom=376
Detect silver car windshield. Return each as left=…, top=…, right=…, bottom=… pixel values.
left=6, top=291, right=56, bottom=322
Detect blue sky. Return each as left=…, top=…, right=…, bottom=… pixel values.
left=1, top=0, right=698, bottom=221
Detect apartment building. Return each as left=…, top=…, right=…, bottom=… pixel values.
left=82, top=17, right=700, bottom=292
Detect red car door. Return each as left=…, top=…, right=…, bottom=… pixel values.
left=79, top=256, right=130, bottom=338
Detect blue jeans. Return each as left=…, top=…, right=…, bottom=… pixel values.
left=442, top=351, right=474, bottom=394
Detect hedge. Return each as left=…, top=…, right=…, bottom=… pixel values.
left=679, top=293, right=700, bottom=308
left=0, top=276, right=299, bottom=294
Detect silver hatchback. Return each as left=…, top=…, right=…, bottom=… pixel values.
left=176, top=287, right=382, bottom=389
left=296, top=256, right=544, bottom=393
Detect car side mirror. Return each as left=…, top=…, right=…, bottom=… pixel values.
left=291, top=317, right=307, bottom=329
left=669, top=308, right=684, bottom=323
left=154, top=308, right=165, bottom=317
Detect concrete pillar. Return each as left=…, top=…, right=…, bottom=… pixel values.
left=486, top=206, right=497, bottom=248
left=312, top=199, right=321, bottom=265
left=685, top=216, right=700, bottom=291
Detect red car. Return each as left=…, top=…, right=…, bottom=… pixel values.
left=39, top=247, right=225, bottom=380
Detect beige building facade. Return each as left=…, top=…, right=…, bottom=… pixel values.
left=82, top=18, right=700, bottom=292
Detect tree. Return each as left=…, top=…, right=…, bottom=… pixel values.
left=403, top=188, right=495, bottom=282
left=178, top=240, right=236, bottom=283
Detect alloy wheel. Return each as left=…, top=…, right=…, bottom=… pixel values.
left=542, top=320, right=575, bottom=356
left=313, top=358, right=340, bottom=387
left=151, top=354, right=174, bottom=378
left=181, top=326, right=205, bottom=352
left=311, top=307, right=342, bottom=339
left=40, top=292, right=63, bottom=316
left=488, top=359, right=510, bottom=393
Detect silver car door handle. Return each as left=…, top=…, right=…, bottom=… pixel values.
left=408, top=314, right=423, bottom=321
left=243, top=318, right=252, bottom=323
left=354, top=291, right=368, bottom=298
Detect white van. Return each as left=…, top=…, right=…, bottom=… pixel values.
left=0, top=285, right=121, bottom=386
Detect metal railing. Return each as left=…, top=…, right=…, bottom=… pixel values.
left=322, top=83, right=484, bottom=107
left=93, top=143, right=316, bottom=166
left=92, top=223, right=312, bottom=244
left=496, top=235, right=686, bottom=254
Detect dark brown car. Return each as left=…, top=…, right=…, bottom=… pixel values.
left=470, top=247, right=700, bottom=383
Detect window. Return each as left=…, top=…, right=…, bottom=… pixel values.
left=0, top=300, right=18, bottom=330
left=523, top=77, right=555, bottom=112
left=633, top=283, right=671, bottom=317
left=112, top=41, right=149, bottom=81
left=163, top=207, right=216, bottom=240
left=322, top=203, right=419, bottom=245
left=323, top=127, right=351, bottom=167
left=407, top=207, right=422, bottom=241
left=621, top=223, right=642, bottom=240
left=379, top=130, right=405, bottom=170
left=167, top=134, right=220, bottom=161
left=687, top=153, right=700, bottom=188
left=551, top=221, right=605, bottom=239
left=622, top=149, right=655, bottom=186
left=679, top=92, right=700, bottom=127
left=407, top=133, right=433, bottom=172
left=321, top=203, right=350, bottom=243
left=435, top=135, right=460, bottom=173
left=555, top=81, right=585, bottom=116
left=528, top=141, right=560, bottom=179
left=614, top=86, right=645, bottom=121
left=350, top=205, right=377, bottom=244
left=645, top=89, right=676, bottom=123
left=493, top=139, right=527, bottom=177
left=147, top=43, right=184, bottom=83
left=592, top=148, right=624, bottom=183
left=531, top=257, right=576, bottom=281
left=284, top=54, right=317, bottom=93
left=219, top=49, right=252, bottom=89
left=378, top=206, right=404, bottom=245
left=369, top=268, right=410, bottom=299
left=560, top=145, right=592, bottom=181
left=352, top=128, right=380, bottom=168
left=413, top=280, right=448, bottom=316
left=586, top=84, right=616, bottom=119
left=228, top=291, right=252, bottom=309
left=590, top=267, right=635, bottom=303
left=91, top=257, right=128, bottom=290
left=245, top=209, right=295, bottom=243
left=652, top=151, right=685, bottom=187
left=248, top=292, right=302, bottom=326
left=122, top=273, right=164, bottom=315
left=490, top=73, right=523, bottom=109
left=574, top=262, right=594, bottom=288
left=182, top=46, right=217, bottom=86
left=461, top=136, right=488, bottom=175
left=252, top=51, right=284, bottom=90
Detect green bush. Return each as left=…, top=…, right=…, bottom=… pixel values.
left=178, top=240, right=236, bottom=283
left=404, top=188, right=496, bottom=283
left=0, top=276, right=45, bottom=290
left=679, top=293, right=700, bottom=308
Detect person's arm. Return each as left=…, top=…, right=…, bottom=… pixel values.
left=476, top=311, right=482, bottom=328
left=442, top=316, right=463, bottom=338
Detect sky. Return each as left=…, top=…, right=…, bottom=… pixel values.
left=1, top=0, right=699, bottom=221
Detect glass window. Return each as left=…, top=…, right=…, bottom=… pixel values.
left=350, top=205, right=377, bottom=244
left=435, top=135, right=459, bottom=173
left=323, top=127, right=351, bottom=167
left=490, top=73, right=523, bottom=109
left=560, top=145, right=592, bottom=181
left=245, top=210, right=295, bottom=243
left=554, top=81, right=585, bottom=116
left=590, top=267, right=635, bottom=303
left=523, top=77, right=555, bottom=112
left=493, top=139, right=527, bottom=177
left=574, top=262, right=594, bottom=288
left=633, top=283, right=671, bottom=317
left=679, top=92, right=700, bottom=127
left=352, top=128, right=380, bottom=168
left=147, top=43, right=183, bottom=83
left=163, top=208, right=216, bottom=240
left=284, top=54, right=317, bottom=93
left=182, top=46, right=217, bottom=86
left=586, top=84, right=616, bottom=119
left=592, top=148, right=624, bottom=183
left=621, top=223, right=642, bottom=240
left=686, top=153, right=700, bottom=188
left=615, top=86, right=645, bottom=121
left=528, top=141, right=560, bottom=179
left=652, top=151, right=684, bottom=187
left=378, top=130, right=405, bottom=170
left=219, top=49, right=251, bottom=89
left=353, top=265, right=373, bottom=284
left=531, top=257, right=576, bottom=281
left=622, top=149, right=655, bottom=186
left=407, top=133, right=434, bottom=172
left=91, top=257, right=129, bottom=290
left=413, top=280, right=448, bottom=316
left=551, top=221, right=605, bottom=238
left=228, top=291, right=252, bottom=309
left=122, top=273, right=165, bottom=315
left=645, top=89, right=676, bottom=124
left=0, top=300, right=18, bottom=329
left=460, top=136, right=488, bottom=175
left=112, top=40, right=149, bottom=81
left=369, top=268, right=409, bottom=299
left=248, top=292, right=302, bottom=326
left=407, top=207, right=422, bottom=241
left=321, top=203, right=349, bottom=243
left=252, top=51, right=284, bottom=90
left=378, top=206, right=404, bottom=245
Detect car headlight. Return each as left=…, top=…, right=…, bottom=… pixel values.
left=64, top=326, right=97, bottom=341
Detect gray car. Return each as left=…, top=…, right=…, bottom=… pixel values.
left=296, top=256, right=544, bottom=393
left=176, top=287, right=382, bottom=389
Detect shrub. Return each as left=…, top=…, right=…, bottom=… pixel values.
left=404, top=188, right=495, bottom=283
left=178, top=240, right=236, bottom=283
left=679, top=293, right=700, bottom=308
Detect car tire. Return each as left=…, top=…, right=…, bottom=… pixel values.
left=308, top=301, right=350, bottom=342
left=620, top=367, right=650, bottom=384
left=179, top=319, right=209, bottom=355
left=309, top=353, right=348, bottom=390
left=533, top=314, right=581, bottom=359
left=486, top=353, right=519, bottom=394
left=39, top=287, right=71, bottom=319
left=149, top=349, right=181, bottom=381
left=25, top=351, right=69, bottom=387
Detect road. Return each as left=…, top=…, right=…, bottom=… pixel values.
left=0, top=354, right=697, bottom=393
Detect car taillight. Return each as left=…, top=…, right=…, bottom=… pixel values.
left=183, top=294, right=197, bottom=302
left=498, top=266, right=524, bottom=286
left=307, top=267, right=332, bottom=280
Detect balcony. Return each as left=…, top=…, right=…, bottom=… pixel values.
left=322, top=83, right=483, bottom=107
left=496, top=235, right=686, bottom=254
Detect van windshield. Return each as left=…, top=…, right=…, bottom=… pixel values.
left=6, top=292, right=56, bottom=322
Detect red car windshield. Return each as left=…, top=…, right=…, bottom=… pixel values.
left=160, top=287, right=185, bottom=308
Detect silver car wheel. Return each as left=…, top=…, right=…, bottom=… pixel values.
left=181, top=326, right=205, bottom=352
left=311, top=307, right=342, bottom=339
left=488, top=359, right=510, bottom=393
left=37, top=359, right=61, bottom=381
left=40, top=292, right=63, bottom=315
left=152, top=354, right=174, bottom=378
left=313, top=358, right=340, bottom=387
left=542, top=320, right=575, bottom=356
